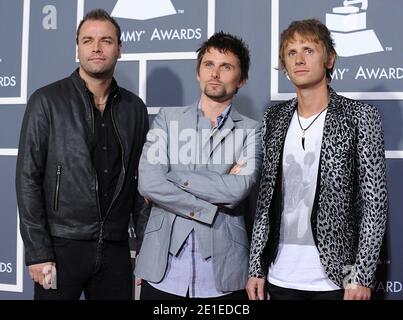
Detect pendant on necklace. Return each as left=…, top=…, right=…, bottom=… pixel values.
left=302, top=130, right=305, bottom=150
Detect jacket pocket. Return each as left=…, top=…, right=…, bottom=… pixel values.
left=144, top=210, right=165, bottom=234
left=53, top=165, right=62, bottom=211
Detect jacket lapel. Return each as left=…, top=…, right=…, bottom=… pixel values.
left=208, top=108, right=242, bottom=159
left=177, top=103, right=198, bottom=132
left=321, top=87, right=344, bottom=141
left=269, top=99, right=296, bottom=160
left=319, top=87, right=347, bottom=176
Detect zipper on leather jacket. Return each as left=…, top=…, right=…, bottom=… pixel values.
left=83, top=88, right=106, bottom=244
left=84, top=89, right=95, bottom=135
left=53, top=165, right=62, bottom=211
left=85, top=91, right=124, bottom=242
left=98, top=221, right=104, bottom=245
left=105, top=94, right=126, bottom=219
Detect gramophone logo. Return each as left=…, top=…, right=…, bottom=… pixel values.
left=111, top=0, right=177, bottom=20
left=326, top=0, right=383, bottom=57
left=271, top=0, right=401, bottom=100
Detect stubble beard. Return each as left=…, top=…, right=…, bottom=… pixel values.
left=203, top=84, right=228, bottom=101
left=81, top=61, right=116, bottom=79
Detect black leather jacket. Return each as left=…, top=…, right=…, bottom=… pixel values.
left=16, top=70, right=149, bottom=265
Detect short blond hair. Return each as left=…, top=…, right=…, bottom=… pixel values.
left=279, top=19, right=337, bottom=81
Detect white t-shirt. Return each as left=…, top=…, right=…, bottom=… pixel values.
left=268, top=108, right=340, bottom=291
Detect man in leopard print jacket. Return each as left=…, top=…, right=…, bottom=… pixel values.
left=246, top=19, right=388, bottom=300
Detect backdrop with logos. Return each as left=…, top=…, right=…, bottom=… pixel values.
left=0, top=0, right=402, bottom=299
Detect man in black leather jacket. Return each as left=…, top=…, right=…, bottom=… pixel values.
left=15, top=9, right=149, bottom=300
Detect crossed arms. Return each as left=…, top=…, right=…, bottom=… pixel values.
left=138, top=108, right=262, bottom=224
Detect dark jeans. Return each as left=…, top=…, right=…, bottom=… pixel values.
left=140, top=280, right=248, bottom=300
left=267, top=282, right=344, bottom=300
left=34, top=237, right=133, bottom=300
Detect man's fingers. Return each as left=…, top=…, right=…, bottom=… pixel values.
left=229, top=165, right=241, bottom=175
left=229, top=167, right=240, bottom=175
left=28, top=262, right=54, bottom=284
left=246, top=283, right=256, bottom=300
left=32, top=270, right=44, bottom=284
left=257, top=282, right=265, bottom=300
left=344, top=286, right=371, bottom=300
left=229, top=160, right=245, bottom=175
left=38, top=274, right=45, bottom=285
left=246, top=290, right=255, bottom=300
left=246, top=278, right=265, bottom=300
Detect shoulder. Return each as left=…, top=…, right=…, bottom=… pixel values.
left=157, top=105, right=194, bottom=119
left=31, top=76, right=72, bottom=98
left=234, top=110, right=260, bottom=129
left=263, top=98, right=295, bottom=122
left=333, top=92, right=380, bottom=118
left=27, top=76, right=73, bottom=111
left=117, top=87, right=146, bottom=107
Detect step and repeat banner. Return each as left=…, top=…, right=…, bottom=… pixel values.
left=0, top=0, right=402, bottom=299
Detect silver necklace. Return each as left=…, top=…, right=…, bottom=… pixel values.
left=296, top=106, right=327, bottom=150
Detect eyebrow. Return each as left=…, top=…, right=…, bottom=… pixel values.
left=287, top=45, right=314, bottom=51
left=203, top=60, right=235, bottom=67
left=80, top=36, right=114, bottom=41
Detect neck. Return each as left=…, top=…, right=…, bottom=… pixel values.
left=295, top=80, right=329, bottom=118
left=200, top=95, right=231, bottom=124
left=79, top=68, right=112, bottom=112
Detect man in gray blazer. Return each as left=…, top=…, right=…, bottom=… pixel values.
left=135, top=32, right=262, bottom=299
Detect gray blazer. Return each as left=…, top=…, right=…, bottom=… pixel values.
left=135, top=103, right=262, bottom=292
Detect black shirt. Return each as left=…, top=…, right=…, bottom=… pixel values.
left=89, top=83, right=122, bottom=218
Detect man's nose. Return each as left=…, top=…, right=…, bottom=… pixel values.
left=92, top=41, right=102, bottom=53
left=211, top=66, right=220, bottom=78
left=295, top=52, right=305, bottom=65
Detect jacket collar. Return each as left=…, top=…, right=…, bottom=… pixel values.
left=327, top=86, right=344, bottom=114
left=70, top=68, right=120, bottom=96
left=283, top=85, right=341, bottom=116
left=181, top=100, right=244, bottom=123
left=179, top=100, right=244, bottom=157
left=268, top=86, right=341, bottom=164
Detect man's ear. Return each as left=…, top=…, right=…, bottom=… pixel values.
left=326, top=52, right=336, bottom=69
left=237, top=78, right=246, bottom=89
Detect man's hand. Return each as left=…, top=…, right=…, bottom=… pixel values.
left=28, top=262, right=55, bottom=284
left=344, top=284, right=371, bottom=300
left=229, top=160, right=245, bottom=175
left=246, top=277, right=266, bottom=300
left=135, top=277, right=142, bottom=286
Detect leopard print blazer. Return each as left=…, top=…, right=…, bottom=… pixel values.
left=248, top=87, right=388, bottom=288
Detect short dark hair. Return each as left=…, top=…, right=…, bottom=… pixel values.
left=76, top=8, right=121, bottom=45
left=196, top=31, right=250, bottom=81
left=279, top=19, right=337, bottom=81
